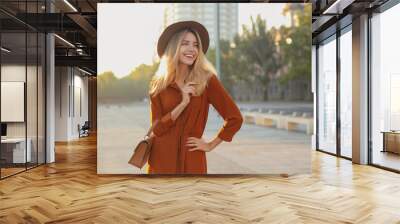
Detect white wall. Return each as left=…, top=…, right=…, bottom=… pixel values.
left=1, top=63, right=46, bottom=164
left=1, top=65, right=26, bottom=133
left=71, top=72, right=89, bottom=138
left=1, top=65, right=38, bottom=138
left=55, top=67, right=89, bottom=141
left=55, top=66, right=69, bottom=141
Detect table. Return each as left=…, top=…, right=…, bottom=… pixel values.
left=1, top=138, right=32, bottom=163
left=381, top=131, right=400, bottom=154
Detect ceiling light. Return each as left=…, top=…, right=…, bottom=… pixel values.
left=78, top=67, right=93, bottom=76
left=63, top=0, right=78, bottom=12
left=323, top=0, right=341, bottom=14
left=1, top=47, right=11, bottom=53
left=323, top=0, right=355, bottom=15
left=54, top=34, right=75, bottom=48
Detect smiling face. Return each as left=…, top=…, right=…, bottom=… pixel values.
left=178, top=31, right=199, bottom=66
left=151, top=27, right=216, bottom=97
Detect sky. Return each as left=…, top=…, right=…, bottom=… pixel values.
left=98, top=3, right=292, bottom=78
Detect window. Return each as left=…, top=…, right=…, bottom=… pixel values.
left=0, top=1, right=46, bottom=179
left=317, top=35, right=337, bottom=154
left=371, top=3, right=400, bottom=171
left=339, top=27, right=352, bottom=158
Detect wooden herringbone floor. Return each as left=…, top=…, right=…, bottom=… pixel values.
left=1, top=134, right=400, bottom=224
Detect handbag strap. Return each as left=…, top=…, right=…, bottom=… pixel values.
left=145, top=119, right=159, bottom=138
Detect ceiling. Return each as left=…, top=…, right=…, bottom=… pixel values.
left=1, top=0, right=393, bottom=73
left=0, top=0, right=100, bottom=74
left=311, top=0, right=390, bottom=43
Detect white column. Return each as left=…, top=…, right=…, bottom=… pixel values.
left=45, top=0, right=56, bottom=163
left=46, top=33, right=55, bottom=163
left=352, top=14, right=369, bottom=164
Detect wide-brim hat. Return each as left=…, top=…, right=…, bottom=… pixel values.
left=157, top=20, right=209, bottom=58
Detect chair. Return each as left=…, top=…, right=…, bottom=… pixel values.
left=78, top=121, right=90, bottom=138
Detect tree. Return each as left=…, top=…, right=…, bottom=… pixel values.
left=121, top=62, right=160, bottom=101
left=206, top=39, right=248, bottom=96
left=207, top=15, right=280, bottom=100
left=279, top=4, right=312, bottom=84
left=238, top=15, right=280, bottom=100
left=98, top=71, right=118, bottom=101
left=97, top=62, right=160, bottom=102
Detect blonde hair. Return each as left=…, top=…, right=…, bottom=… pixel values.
left=149, top=28, right=217, bottom=97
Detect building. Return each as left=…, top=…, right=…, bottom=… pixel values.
left=164, top=3, right=238, bottom=48
left=312, top=0, right=400, bottom=172
left=0, top=1, right=399, bottom=222
left=0, top=0, right=97, bottom=177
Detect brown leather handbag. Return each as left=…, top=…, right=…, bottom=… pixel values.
left=128, top=120, right=159, bottom=169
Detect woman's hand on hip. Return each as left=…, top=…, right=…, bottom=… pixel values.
left=180, top=82, right=196, bottom=105
left=186, top=137, right=213, bottom=152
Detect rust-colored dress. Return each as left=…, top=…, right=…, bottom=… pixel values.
left=147, top=74, right=243, bottom=174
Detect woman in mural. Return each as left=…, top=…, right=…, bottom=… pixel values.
left=147, top=20, right=243, bottom=174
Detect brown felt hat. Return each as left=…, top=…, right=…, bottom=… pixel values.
left=157, top=20, right=209, bottom=57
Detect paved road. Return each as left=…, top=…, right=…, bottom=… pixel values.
left=98, top=102, right=311, bottom=174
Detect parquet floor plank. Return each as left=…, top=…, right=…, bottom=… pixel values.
left=0, top=134, right=399, bottom=223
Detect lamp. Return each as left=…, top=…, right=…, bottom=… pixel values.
left=63, top=0, right=78, bottom=12
left=1, top=47, right=11, bottom=53
left=322, top=0, right=355, bottom=15
left=54, top=34, right=75, bottom=48
left=78, top=67, right=94, bottom=76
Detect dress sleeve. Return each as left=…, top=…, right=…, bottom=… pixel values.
left=207, top=75, right=243, bottom=142
left=150, top=93, right=176, bottom=137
